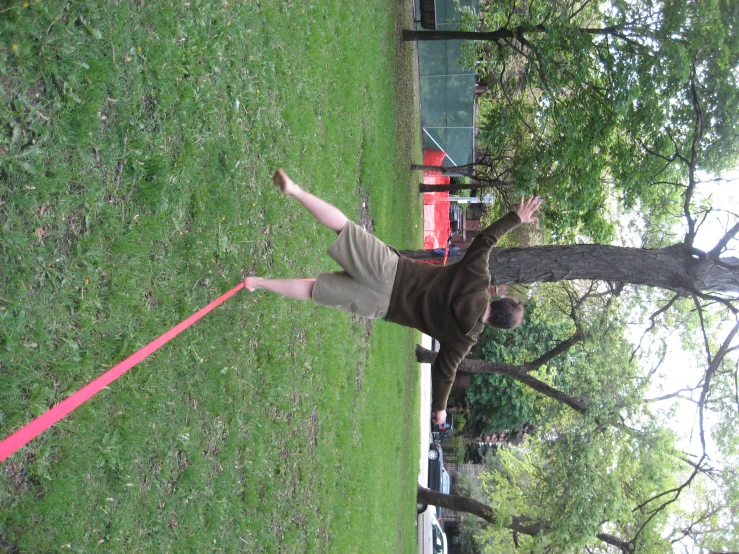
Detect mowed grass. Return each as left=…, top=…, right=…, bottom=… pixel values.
left=0, top=0, right=423, bottom=552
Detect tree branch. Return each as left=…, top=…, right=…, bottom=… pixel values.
left=523, top=332, right=584, bottom=372
left=631, top=459, right=706, bottom=545
left=595, top=533, right=634, bottom=554
left=683, top=67, right=705, bottom=248
left=692, top=297, right=714, bottom=368
left=415, top=345, right=589, bottom=413
left=631, top=294, right=680, bottom=363
left=697, top=320, right=739, bottom=453
left=707, top=220, right=739, bottom=260
left=645, top=386, right=701, bottom=404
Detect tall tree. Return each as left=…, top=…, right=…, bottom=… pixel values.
left=410, top=219, right=739, bottom=550
left=400, top=237, right=739, bottom=295
left=406, top=0, right=739, bottom=242
left=419, top=403, right=738, bottom=552
left=406, top=1, right=739, bottom=549
left=418, top=418, right=685, bottom=552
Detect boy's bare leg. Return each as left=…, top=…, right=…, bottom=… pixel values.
left=244, top=277, right=316, bottom=300
left=273, top=169, right=348, bottom=234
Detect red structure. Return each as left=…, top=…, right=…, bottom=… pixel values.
left=421, top=149, right=452, bottom=250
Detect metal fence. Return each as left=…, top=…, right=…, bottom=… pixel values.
left=416, top=0, right=477, bottom=166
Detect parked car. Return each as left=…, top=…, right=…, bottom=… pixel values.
left=435, top=467, right=450, bottom=520
left=449, top=203, right=462, bottom=239
left=430, top=511, right=448, bottom=554
left=419, top=442, right=451, bottom=515
left=418, top=443, right=444, bottom=514
left=427, top=442, right=443, bottom=491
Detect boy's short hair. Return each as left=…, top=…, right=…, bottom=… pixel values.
left=486, top=297, right=523, bottom=329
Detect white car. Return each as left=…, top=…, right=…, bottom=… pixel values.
left=430, top=512, right=448, bottom=554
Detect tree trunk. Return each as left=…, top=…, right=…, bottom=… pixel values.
left=402, top=25, right=621, bottom=43
left=417, top=485, right=497, bottom=523
left=416, top=346, right=589, bottom=413
left=399, top=244, right=739, bottom=295
left=418, top=486, right=545, bottom=535
left=418, top=183, right=489, bottom=193
left=418, top=486, right=642, bottom=549
left=403, top=29, right=518, bottom=42
left=401, top=249, right=468, bottom=262
left=411, top=164, right=475, bottom=177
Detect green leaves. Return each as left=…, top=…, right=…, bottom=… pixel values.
left=467, top=300, right=578, bottom=434
left=473, top=410, right=681, bottom=552
left=466, top=0, right=739, bottom=242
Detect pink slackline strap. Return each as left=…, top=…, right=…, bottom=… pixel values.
left=0, top=282, right=245, bottom=464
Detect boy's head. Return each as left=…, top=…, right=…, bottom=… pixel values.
left=485, top=297, right=523, bottom=329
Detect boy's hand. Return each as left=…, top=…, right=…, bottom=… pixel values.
left=516, top=195, right=543, bottom=224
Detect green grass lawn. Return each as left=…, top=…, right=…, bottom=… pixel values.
left=0, top=0, right=423, bottom=551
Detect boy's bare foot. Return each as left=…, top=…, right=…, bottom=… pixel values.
left=272, top=169, right=297, bottom=195
left=244, top=276, right=262, bottom=291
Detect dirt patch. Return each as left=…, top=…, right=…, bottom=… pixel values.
left=0, top=536, right=20, bottom=554
left=2, top=458, right=32, bottom=496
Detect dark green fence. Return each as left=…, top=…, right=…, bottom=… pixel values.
left=416, top=0, right=477, bottom=166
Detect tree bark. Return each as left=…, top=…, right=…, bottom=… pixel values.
left=525, top=333, right=584, bottom=371
left=418, top=183, right=489, bottom=193
left=418, top=486, right=545, bottom=535
left=595, top=533, right=634, bottom=553
left=399, top=244, right=739, bottom=295
left=417, top=485, right=497, bottom=523
left=403, top=29, right=518, bottom=42
left=402, top=25, right=624, bottom=43
left=418, top=487, right=642, bottom=550
left=509, top=516, right=544, bottom=537
left=411, top=164, right=475, bottom=177
left=416, top=345, right=589, bottom=413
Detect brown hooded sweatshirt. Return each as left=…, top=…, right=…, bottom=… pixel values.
left=385, top=212, right=521, bottom=411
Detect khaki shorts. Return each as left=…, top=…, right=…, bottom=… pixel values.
left=312, top=222, right=399, bottom=319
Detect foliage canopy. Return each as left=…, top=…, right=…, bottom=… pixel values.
left=458, top=0, right=739, bottom=242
